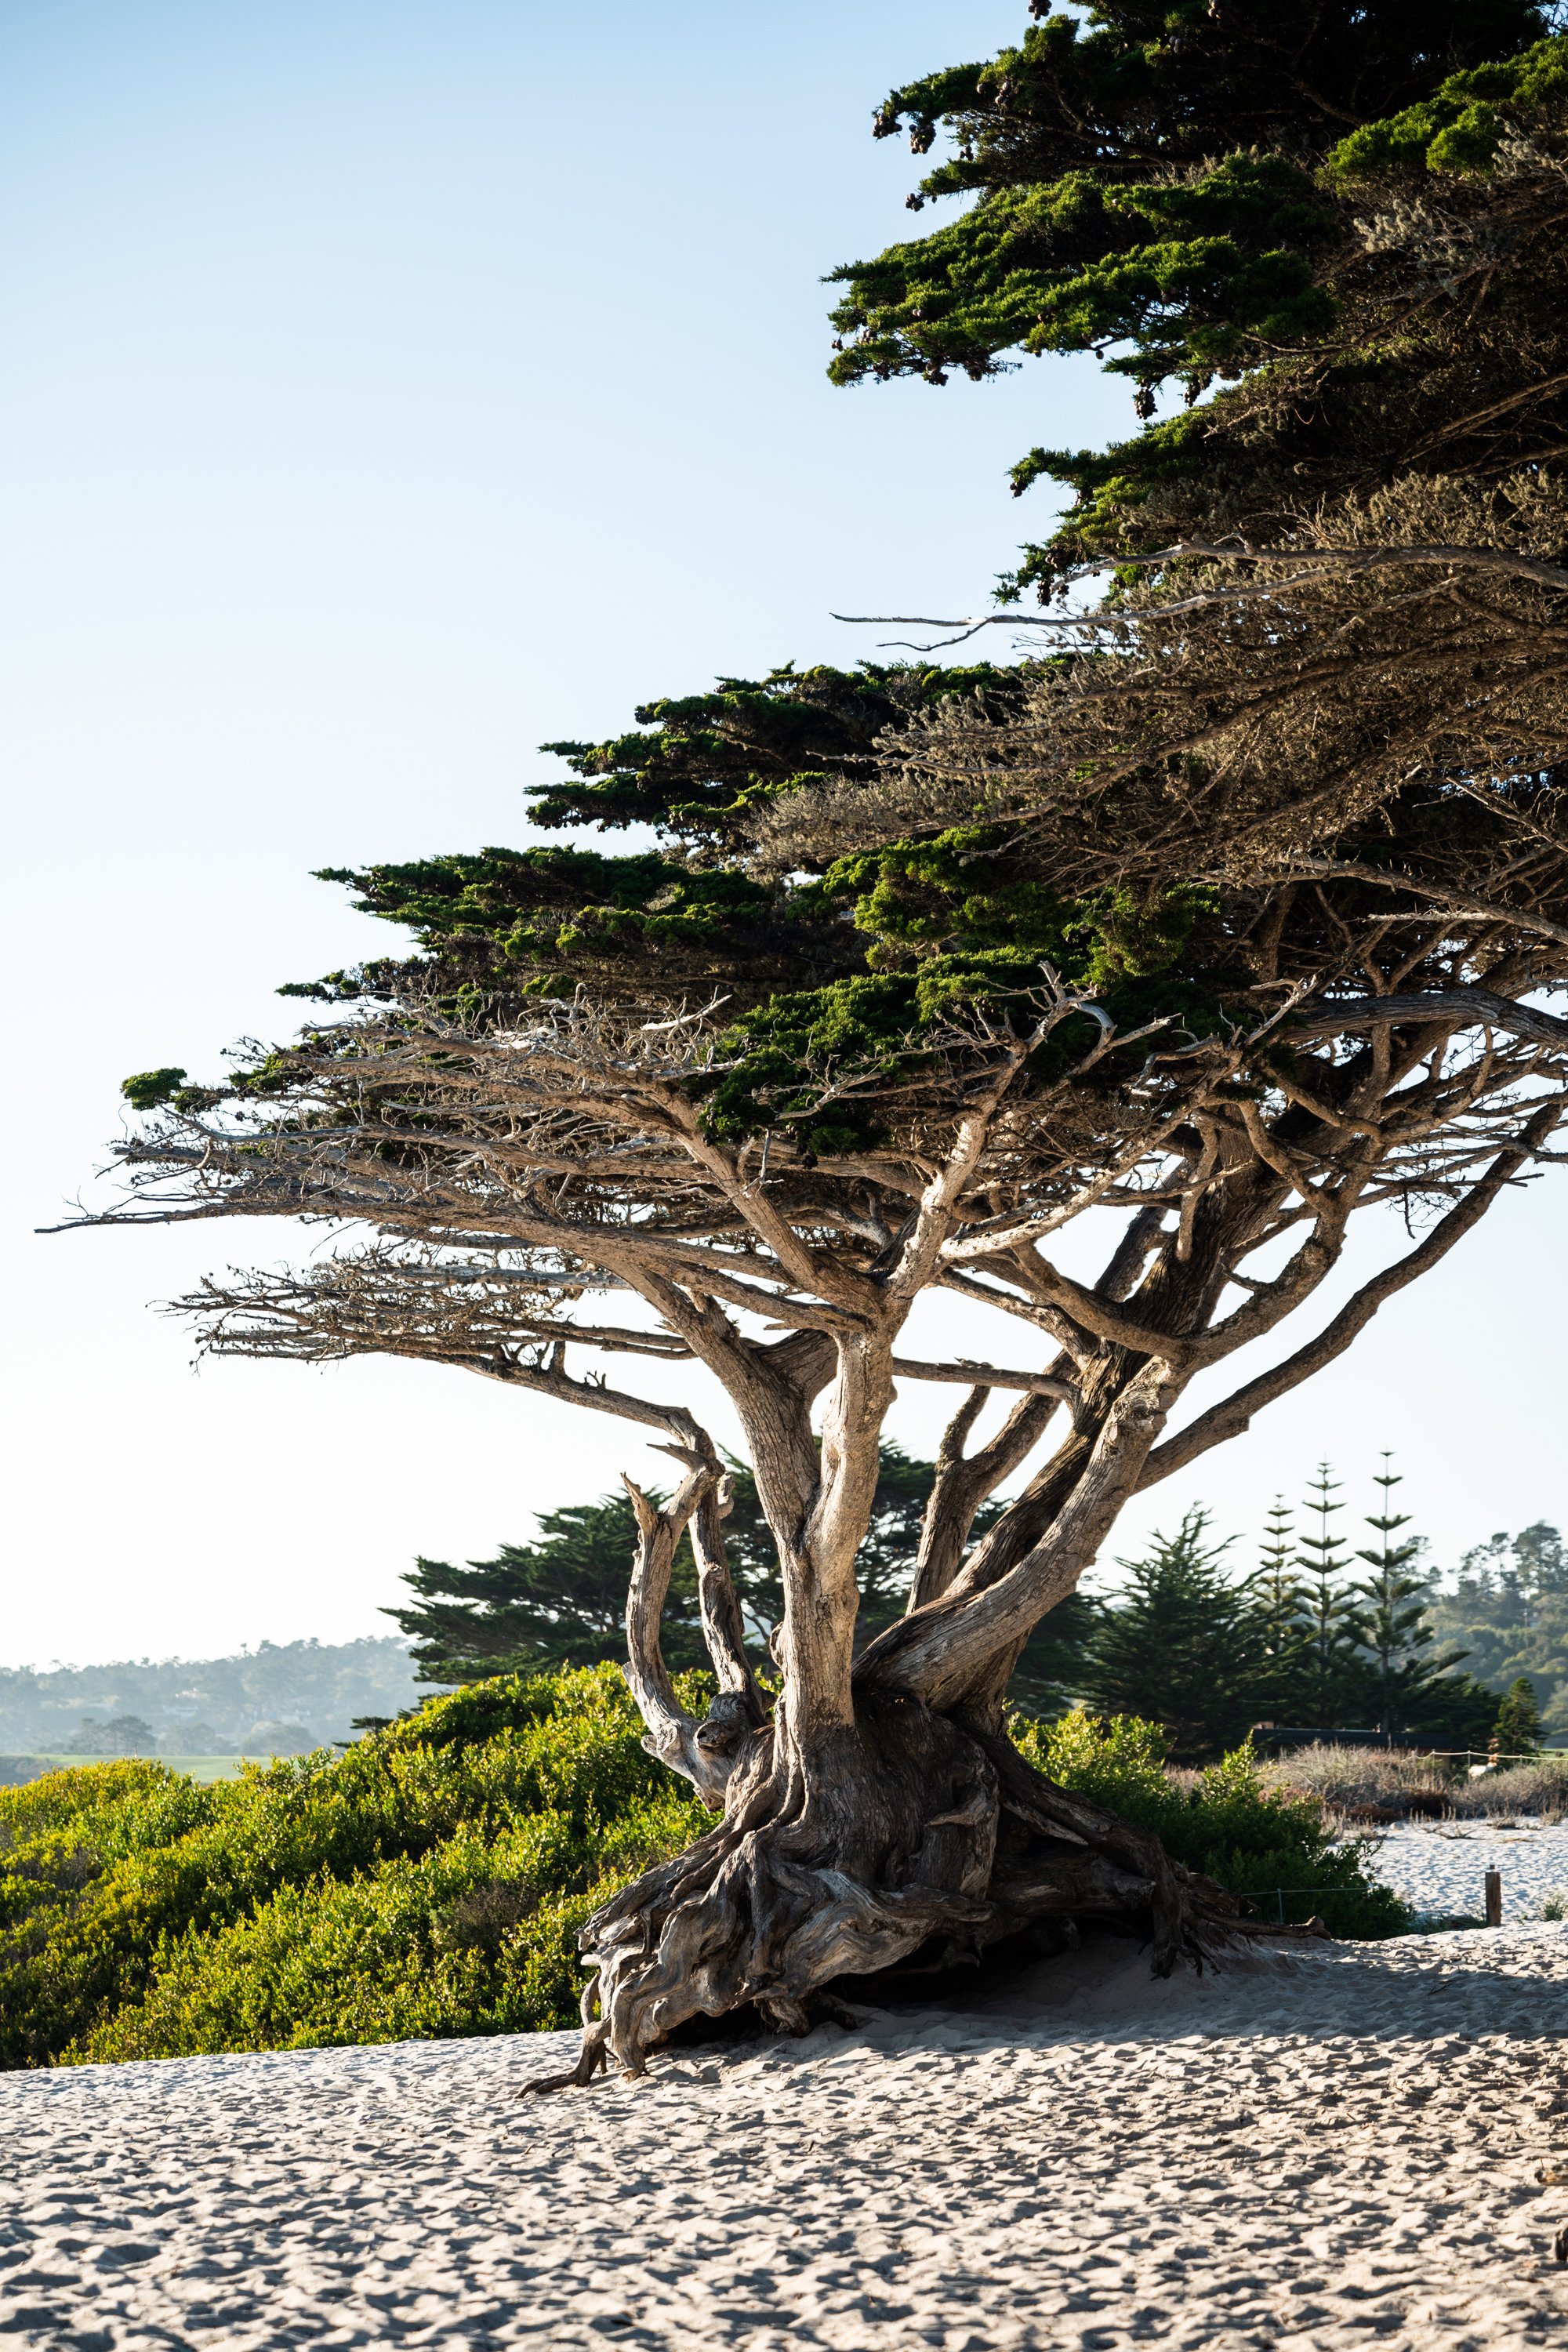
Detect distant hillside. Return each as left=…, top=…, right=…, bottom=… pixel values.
left=1425, top=1523, right=1568, bottom=1744
left=0, top=1637, right=433, bottom=1760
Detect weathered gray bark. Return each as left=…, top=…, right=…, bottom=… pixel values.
left=532, top=1681, right=1253, bottom=2089
left=546, top=1526, right=1269, bottom=2093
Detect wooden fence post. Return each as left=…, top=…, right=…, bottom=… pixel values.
left=1485, top=1867, right=1503, bottom=1928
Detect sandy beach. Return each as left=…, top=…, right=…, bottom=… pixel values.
left=1370, top=1820, right=1568, bottom=1923
left=4, top=1922, right=1568, bottom=2350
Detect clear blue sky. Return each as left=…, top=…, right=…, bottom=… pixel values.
left=3, top=2, right=1563, bottom=1666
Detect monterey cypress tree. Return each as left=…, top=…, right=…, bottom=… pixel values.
left=84, top=4, right=1568, bottom=2078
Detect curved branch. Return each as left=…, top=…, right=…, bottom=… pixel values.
left=1138, top=1104, right=1563, bottom=1489
left=620, top=1465, right=736, bottom=1809
left=1286, top=985, right=1568, bottom=1048
left=834, top=540, right=1568, bottom=648
left=891, top=1355, right=1076, bottom=1399
left=655, top=1443, right=766, bottom=1736
left=857, top=1358, right=1176, bottom=1711
left=989, top=1258, right=1199, bottom=1364
left=909, top=1386, right=1061, bottom=1611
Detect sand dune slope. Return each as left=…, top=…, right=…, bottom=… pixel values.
left=5, top=1926, right=1568, bottom=2349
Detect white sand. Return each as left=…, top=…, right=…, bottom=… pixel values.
left=5, top=1926, right=1568, bottom=2349
left=1367, top=1820, right=1568, bottom=1922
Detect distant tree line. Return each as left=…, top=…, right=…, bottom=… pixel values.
left=388, top=1452, right=1541, bottom=1762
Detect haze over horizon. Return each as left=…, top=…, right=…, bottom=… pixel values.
left=4, top=0, right=1563, bottom=1668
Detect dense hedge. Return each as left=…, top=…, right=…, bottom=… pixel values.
left=0, top=1671, right=1405, bottom=2068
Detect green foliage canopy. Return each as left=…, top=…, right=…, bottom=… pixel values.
left=828, top=0, right=1546, bottom=412
left=121, top=38, right=1568, bottom=1177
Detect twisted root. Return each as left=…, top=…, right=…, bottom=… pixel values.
left=523, top=1697, right=1257, bottom=2093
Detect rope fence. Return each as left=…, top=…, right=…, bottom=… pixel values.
left=1265, top=1865, right=1506, bottom=1928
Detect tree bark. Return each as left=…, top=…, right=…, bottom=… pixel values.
left=540, top=1677, right=1252, bottom=2087
left=532, top=1197, right=1298, bottom=2089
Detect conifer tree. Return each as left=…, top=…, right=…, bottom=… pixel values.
left=387, top=1492, right=709, bottom=1685
left=1296, top=1466, right=1365, bottom=1729
left=1080, top=1508, right=1267, bottom=1760
left=78, top=4, right=1568, bottom=2077
left=1253, top=1496, right=1308, bottom=1722
left=1494, top=1674, right=1544, bottom=1755
left=1350, top=1457, right=1447, bottom=1733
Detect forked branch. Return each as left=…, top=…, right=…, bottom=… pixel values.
left=620, top=1461, right=760, bottom=1807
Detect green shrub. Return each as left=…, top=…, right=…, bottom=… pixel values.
left=0, top=1679, right=1406, bottom=2071
left=0, top=1665, right=709, bottom=2067
left=1016, top=1708, right=1410, bottom=1940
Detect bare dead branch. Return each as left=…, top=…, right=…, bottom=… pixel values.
left=620, top=1464, right=740, bottom=1808
left=891, top=1355, right=1076, bottom=1400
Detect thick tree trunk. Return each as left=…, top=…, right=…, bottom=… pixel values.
left=534, top=1686, right=1252, bottom=2089
left=528, top=1226, right=1265, bottom=2093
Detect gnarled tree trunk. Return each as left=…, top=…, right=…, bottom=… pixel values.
left=535, top=1378, right=1251, bottom=2092
left=524, top=1096, right=1554, bottom=2088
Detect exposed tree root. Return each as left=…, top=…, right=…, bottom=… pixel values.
left=524, top=1693, right=1267, bottom=2093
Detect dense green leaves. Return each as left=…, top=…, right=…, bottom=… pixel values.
left=833, top=149, right=1334, bottom=402
left=1076, top=1509, right=1269, bottom=1759
left=532, top=665, right=1014, bottom=849
left=826, top=9, right=1568, bottom=607
left=1324, top=31, right=1568, bottom=180
left=1494, top=1674, right=1544, bottom=1754
left=829, top=0, right=1544, bottom=405
left=258, top=663, right=1252, bottom=1152
left=289, top=845, right=813, bottom=1006
left=1014, top=1710, right=1410, bottom=1937
left=271, top=667, right=1044, bottom=1022
left=0, top=1669, right=710, bottom=2067
left=120, top=1068, right=187, bottom=1110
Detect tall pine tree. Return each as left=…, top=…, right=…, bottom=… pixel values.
left=1080, top=1508, right=1269, bottom=1761
left=1253, top=1495, right=1308, bottom=1723
left=1350, top=1457, right=1448, bottom=1734
left=1295, top=1465, right=1366, bottom=1729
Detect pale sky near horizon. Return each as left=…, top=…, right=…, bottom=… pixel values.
left=3, top=1, right=1564, bottom=1670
